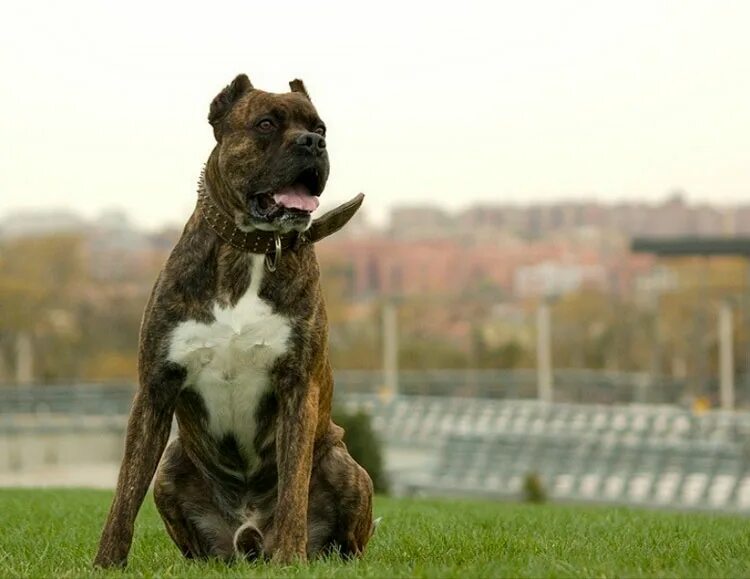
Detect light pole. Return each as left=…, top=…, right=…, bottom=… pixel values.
left=536, top=299, right=553, bottom=402
left=719, top=300, right=735, bottom=411
left=382, top=301, right=399, bottom=397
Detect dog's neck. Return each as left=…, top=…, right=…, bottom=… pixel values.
left=196, top=170, right=365, bottom=260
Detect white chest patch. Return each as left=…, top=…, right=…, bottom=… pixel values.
left=167, top=255, right=291, bottom=463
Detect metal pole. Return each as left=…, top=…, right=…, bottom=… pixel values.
left=382, top=301, right=399, bottom=396
left=719, top=301, right=735, bottom=411
left=536, top=300, right=553, bottom=402
left=649, top=290, right=662, bottom=400
left=15, top=332, right=33, bottom=385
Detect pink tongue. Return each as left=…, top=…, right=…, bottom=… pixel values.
left=273, top=184, right=320, bottom=212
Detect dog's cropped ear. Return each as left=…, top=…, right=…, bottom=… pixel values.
left=289, top=79, right=311, bottom=101
left=209, top=74, right=253, bottom=141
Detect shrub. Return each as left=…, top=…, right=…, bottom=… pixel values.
left=523, top=472, right=547, bottom=504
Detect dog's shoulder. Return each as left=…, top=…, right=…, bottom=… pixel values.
left=162, top=211, right=221, bottom=306
left=138, top=212, right=219, bottom=363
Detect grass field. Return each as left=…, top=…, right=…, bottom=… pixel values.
left=1, top=489, right=750, bottom=578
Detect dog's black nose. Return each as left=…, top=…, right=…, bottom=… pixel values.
left=295, top=132, right=326, bottom=154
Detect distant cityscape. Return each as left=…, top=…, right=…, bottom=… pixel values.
left=322, top=191, right=748, bottom=300
left=1, top=191, right=747, bottom=303
left=1, top=191, right=748, bottom=383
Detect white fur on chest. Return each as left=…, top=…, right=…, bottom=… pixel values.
left=167, top=256, right=291, bottom=462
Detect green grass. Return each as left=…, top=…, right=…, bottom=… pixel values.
left=1, top=489, right=749, bottom=578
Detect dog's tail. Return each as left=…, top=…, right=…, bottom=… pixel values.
left=371, top=516, right=383, bottom=537
left=233, top=521, right=263, bottom=560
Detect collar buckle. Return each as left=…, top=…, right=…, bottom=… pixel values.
left=265, top=232, right=282, bottom=272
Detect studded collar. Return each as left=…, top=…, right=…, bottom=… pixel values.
left=197, top=188, right=365, bottom=257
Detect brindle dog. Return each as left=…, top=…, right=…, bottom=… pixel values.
left=94, top=74, right=374, bottom=568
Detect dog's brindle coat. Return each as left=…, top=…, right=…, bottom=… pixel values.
left=94, top=75, right=374, bottom=568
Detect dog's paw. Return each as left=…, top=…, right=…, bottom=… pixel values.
left=93, top=537, right=130, bottom=569
left=270, top=548, right=307, bottom=566
left=233, top=522, right=263, bottom=560
left=93, top=551, right=128, bottom=569
left=262, top=522, right=307, bottom=564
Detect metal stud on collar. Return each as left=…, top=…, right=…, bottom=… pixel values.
left=265, top=232, right=282, bottom=272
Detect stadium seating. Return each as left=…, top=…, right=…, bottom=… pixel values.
left=4, top=385, right=750, bottom=513
left=344, top=394, right=750, bottom=513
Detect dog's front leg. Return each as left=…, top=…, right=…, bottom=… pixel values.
left=94, top=386, right=177, bottom=568
left=268, top=379, right=319, bottom=564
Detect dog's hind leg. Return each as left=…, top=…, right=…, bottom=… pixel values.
left=306, top=439, right=375, bottom=559
left=153, top=439, right=237, bottom=561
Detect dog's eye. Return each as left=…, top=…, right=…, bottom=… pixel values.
left=314, top=125, right=326, bottom=136
left=255, top=118, right=276, bottom=133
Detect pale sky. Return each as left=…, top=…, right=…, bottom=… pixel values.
left=1, top=0, right=749, bottom=229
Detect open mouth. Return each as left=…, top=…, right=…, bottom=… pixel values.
left=253, top=167, right=322, bottom=216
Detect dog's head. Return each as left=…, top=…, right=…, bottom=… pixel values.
left=207, top=74, right=329, bottom=233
